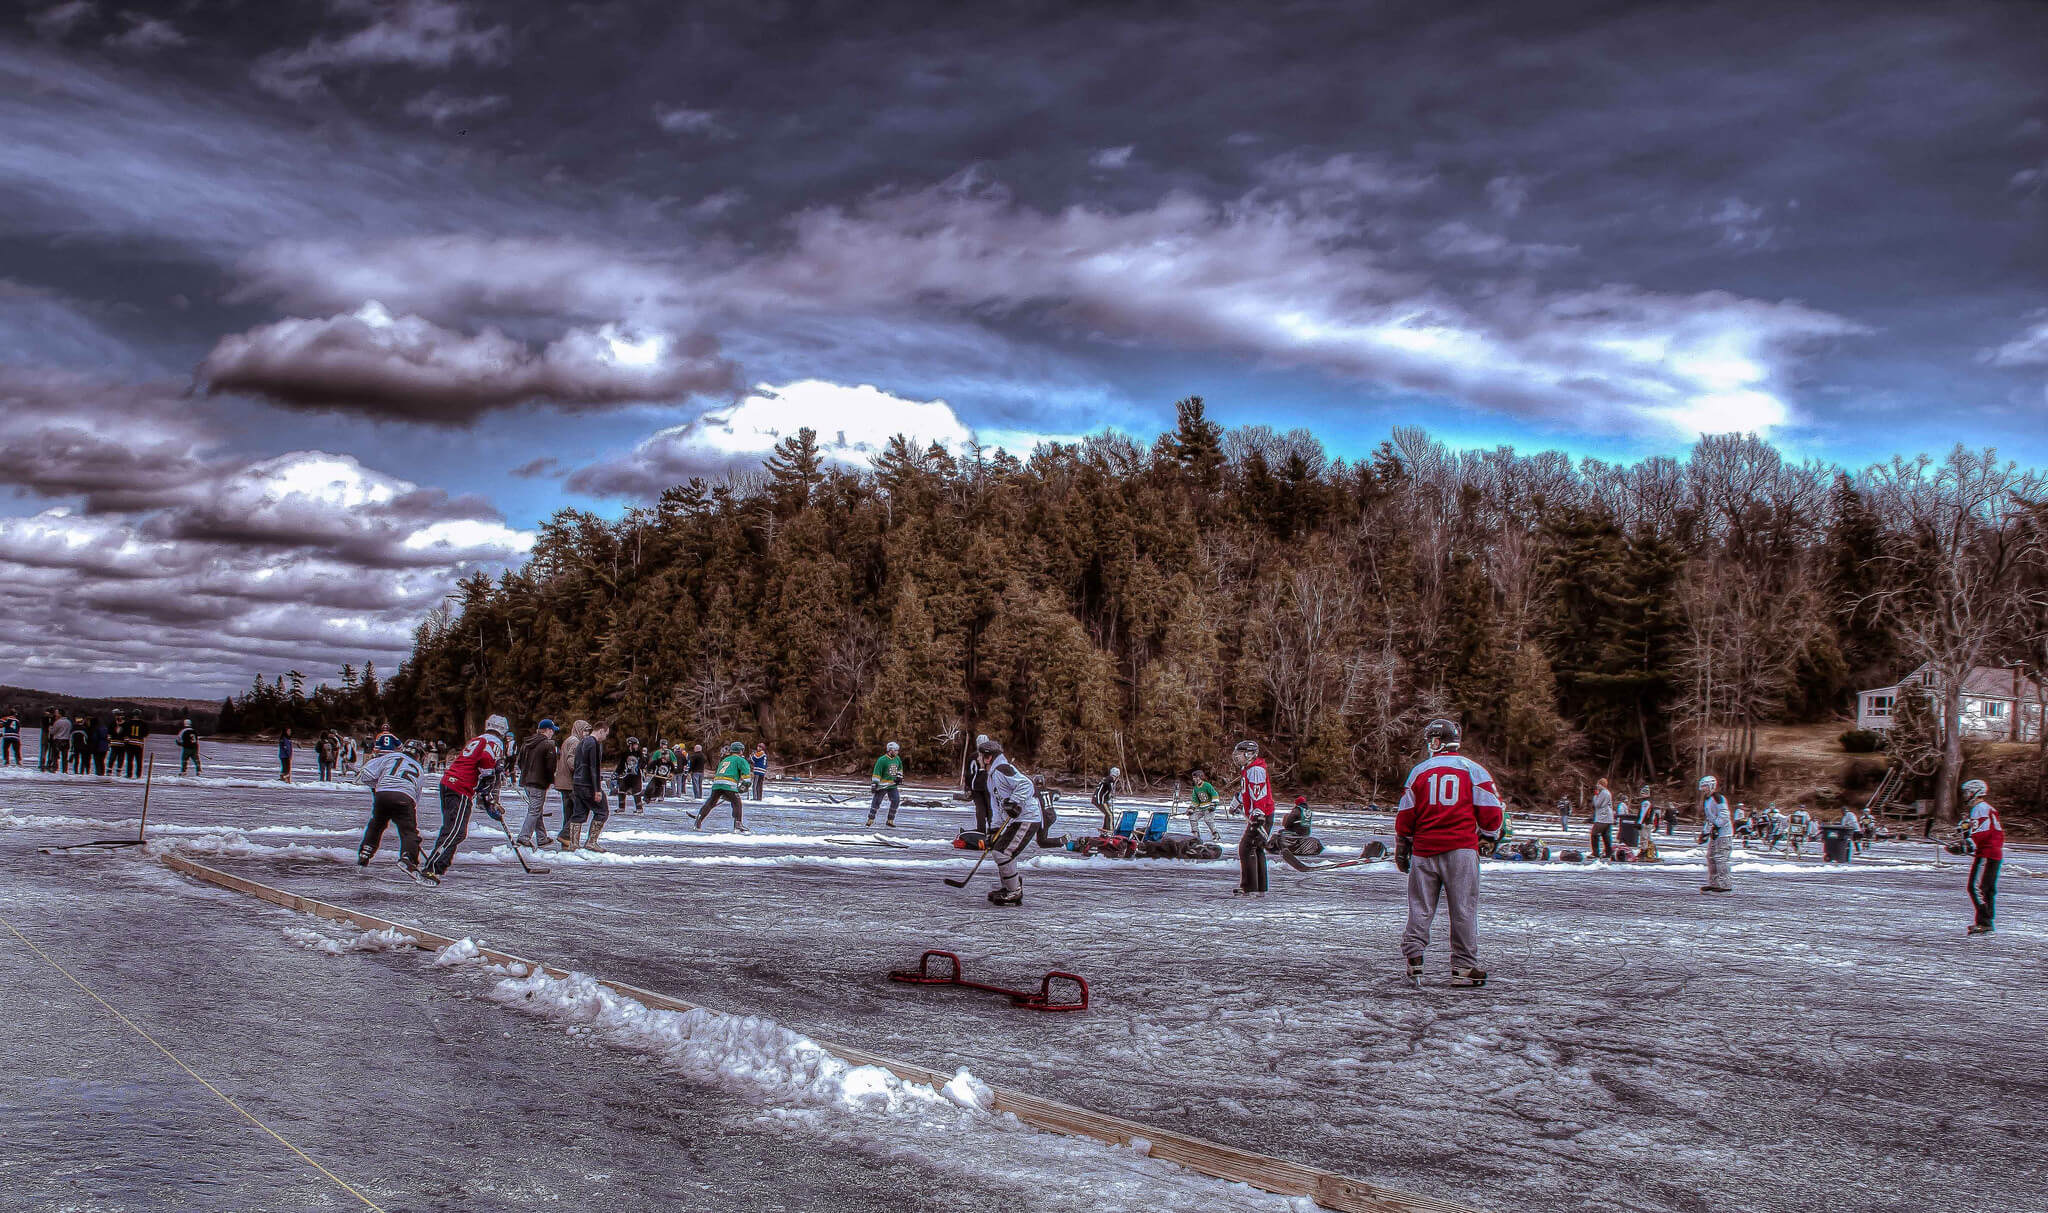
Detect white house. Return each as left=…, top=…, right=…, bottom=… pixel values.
left=1857, top=662, right=2045, bottom=742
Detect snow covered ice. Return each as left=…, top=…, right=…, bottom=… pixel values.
left=2, top=739, right=2042, bottom=1212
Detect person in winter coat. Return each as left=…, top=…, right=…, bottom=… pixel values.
left=1697, top=775, right=1734, bottom=893
left=0, top=708, right=18, bottom=766
left=89, top=715, right=110, bottom=775
left=615, top=736, right=646, bottom=814
left=48, top=712, right=72, bottom=773
left=421, top=716, right=511, bottom=880
left=695, top=742, right=751, bottom=832
left=687, top=744, right=707, bottom=797
left=316, top=730, right=341, bottom=781
left=177, top=719, right=202, bottom=775
left=1962, top=778, right=2004, bottom=935
left=963, top=736, right=993, bottom=833
left=750, top=743, right=769, bottom=800
left=68, top=714, right=89, bottom=772
left=515, top=719, right=559, bottom=847
left=553, top=719, right=588, bottom=808
left=1589, top=778, right=1615, bottom=859
left=1394, top=719, right=1504, bottom=987
left=564, top=722, right=610, bottom=852
left=278, top=728, right=295, bottom=783
left=355, top=734, right=425, bottom=871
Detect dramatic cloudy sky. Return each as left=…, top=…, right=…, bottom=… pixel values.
left=4, top=0, right=2046, bottom=695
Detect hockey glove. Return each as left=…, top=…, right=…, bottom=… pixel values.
left=1394, top=837, right=1412, bottom=874
left=1477, top=832, right=1500, bottom=859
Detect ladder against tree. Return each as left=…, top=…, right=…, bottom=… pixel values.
left=1864, top=765, right=1904, bottom=818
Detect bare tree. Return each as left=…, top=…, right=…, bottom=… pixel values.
left=1865, top=447, right=2048, bottom=824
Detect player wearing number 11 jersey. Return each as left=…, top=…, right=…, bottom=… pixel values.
left=1393, top=718, right=1503, bottom=987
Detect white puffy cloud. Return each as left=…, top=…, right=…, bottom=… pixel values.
left=1983, top=314, right=2048, bottom=368
left=567, top=379, right=978, bottom=498
left=653, top=105, right=730, bottom=138
left=105, top=13, right=185, bottom=53
left=254, top=0, right=509, bottom=98
left=402, top=88, right=507, bottom=128
left=1089, top=145, right=1134, bottom=170
left=198, top=301, right=737, bottom=422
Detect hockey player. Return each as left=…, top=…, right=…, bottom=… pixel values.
left=1962, top=778, right=2003, bottom=934
left=1186, top=768, right=1221, bottom=843
left=421, top=715, right=510, bottom=882
left=1092, top=767, right=1120, bottom=830
left=867, top=741, right=904, bottom=828
left=355, top=733, right=425, bottom=871
left=980, top=736, right=1045, bottom=907
left=647, top=743, right=674, bottom=802
left=963, top=735, right=993, bottom=833
left=1233, top=740, right=1275, bottom=895
left=1788, top=803, right=1812, bottom=856
left=1274, top=795, right=1317, bottom=856
left=695, top=742, right=752, bottom=832
left=615, top=737, right=646, bottom=814
left=1697, top=775, right=1734, bottom=893
left=1393, top=719, right=1503, bottom=987
left=0, top=708, right=18, bottom=766
left=176, top=719, right=202, bottom=775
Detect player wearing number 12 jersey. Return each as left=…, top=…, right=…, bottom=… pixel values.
left=1393, top=718, right=1503, bottom=987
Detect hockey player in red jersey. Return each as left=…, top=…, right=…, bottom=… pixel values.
left=1233, top=739, right=1275, bottom=895
left=1962, top=779, right=2004, bottom=935
left=422, top=714, right=510, bottom=882
left=1393, top=718, right=1504, bottom=987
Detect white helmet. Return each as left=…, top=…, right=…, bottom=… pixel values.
left=886, top=741, right=900, bottom=753
left=1961, top=779, right=1988, bottom=801
left=484, top=714, right=510, bottom=737
left=975, top=733, right=990, bottom=745
left=1697, top=774, right=1718, bottom=793
left=1108, top=767, right=1120, bottom=779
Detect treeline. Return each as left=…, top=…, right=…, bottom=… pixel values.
left=381, top=400, right=2048, bottom=818
left=220, top=664, right=386, bottom=737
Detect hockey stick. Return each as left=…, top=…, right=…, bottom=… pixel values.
left=945, top=845, right=993, bottom=888
left=488, top=796, right=550, bottom=874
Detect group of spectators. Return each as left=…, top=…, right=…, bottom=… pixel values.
left=1567, top=777, right=1879, bottom=860
left=503, top=721, right=770, bottom=852
left=0, top=707, right=199, bottom=776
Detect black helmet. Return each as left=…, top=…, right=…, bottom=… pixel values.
left=726, top=741, right=744, bottom=755
left=1423, top=718, right=1461, bottom=753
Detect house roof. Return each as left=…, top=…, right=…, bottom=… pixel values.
left=1860, top=663, right=2046, bottom=701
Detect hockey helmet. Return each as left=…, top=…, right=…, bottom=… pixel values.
left=977, top=736, right=1003, bottom=756
left=404, top=740, right=425, bottom=758
left=1961, top=778, right=1988, bottom=801
left=627, top=736, right=640, bottom=748
left=373, top=733, right=402, bottom=753
left=726, top=741, right=745, bottom=755
left=484, top=713, right=510, bottom=738
left=1362, top=840, right=1389, bottom=860
left=1422, top=718, right=1460, bottom=753
left=886, top=741, right=900, bottom=753
left=1639, top=784, right=1651, bottom=797
left=1108, top=767, right=1120, bottom=778
left=1697, top=774, right=1718, bottom=793
left=1233, top=740, right=1259, bottom=761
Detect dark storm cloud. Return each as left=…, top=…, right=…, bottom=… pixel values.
left=0, top=368, right=216, bottom=507
left=197, top=302, right=738, bottom=423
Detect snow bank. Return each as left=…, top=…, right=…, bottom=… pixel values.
left=282, top=925, right=418, bottom=955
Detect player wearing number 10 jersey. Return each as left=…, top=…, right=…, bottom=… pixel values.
left=1392, top=718, right=1503, bottom=987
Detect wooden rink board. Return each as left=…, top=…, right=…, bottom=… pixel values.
left=159, top=852, right=1486, bottom=1213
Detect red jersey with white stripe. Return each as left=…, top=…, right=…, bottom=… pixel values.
left=1239, top=758, right=1275, bottom=819
left=440, top=733, right=504, bottom=795
left=1394, top=751, right=1505, bottom=856
left=1968, top=800, right=2005, bottom=860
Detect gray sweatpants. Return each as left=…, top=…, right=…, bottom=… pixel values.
left=1705, top=835, right=1733, bottom=890
left=517, top=785, right=552, bottom=842
left=992, top=820, right=1034, bottom=892
left=1403, top=848, right=1481, bottom=971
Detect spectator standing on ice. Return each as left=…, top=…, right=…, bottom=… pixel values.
left=120, top=712, right=149, bottom=778
left=48, top=711, right=71, bottom=773
left=422, top=715, right=510, bottom=881
left=515, top=718, right=559, bottom=848
left=0, top=707, right=18, bottom=765
left=866, top=741, right=904, bottom=828
left=1187, top=768, right=1221, bottom=843
left=1697, top=775, right=1734, bottom=893
left=1556, top=794, right=1572, bottom=832
left=979, top=736, right=1044, bottom=907
left=69, top=714, right=89, bottom=772
left=1393, top=718, right=1503, bottom=988
left=552, top=718, right=587, bottom=837
left=1589, top=778, right=1615, bottom=858
left=962, top=735, right=992, bottom=833
left=177, top=719, right=201, bottom=774
left=315, top=729, right=340, bottom=781
left=1233, top=740, right=1275, bottom=896
left=750, top=742, right=769, bottom=800
left=278, top=728, right=295, bottom=782
left=355, top=734, right=425, bottom=872
left=1962, top=778, right=2003, bottom=935
left=695, top=741, right=751, bottom=833
left=1840, top=807, right=1863, bottom=855
left=36, top=708, right=55, bottom=770
left=88, top=714, right=110, bottom=775
left=564, top=722, right=610, bottom=852
left=687, top=744, right=706, bottom=797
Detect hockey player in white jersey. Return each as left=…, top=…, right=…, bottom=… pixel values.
left=980, top=736, right=1046, bottom=907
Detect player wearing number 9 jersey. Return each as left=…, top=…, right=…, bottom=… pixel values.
left=1392, top=718, right=1504, bottom=987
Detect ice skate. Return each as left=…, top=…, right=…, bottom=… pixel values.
left=1405, top=957, right=1423, bottom=988
left=1966, top=923, right=1994, bottom=935
left=1449, top=967, right=1487, bottom=988
left=988, top=886, right=1023, bottom=906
